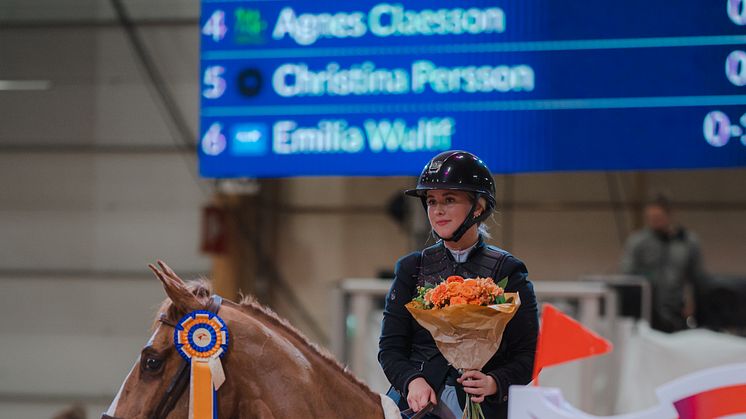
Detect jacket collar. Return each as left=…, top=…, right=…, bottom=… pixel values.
left=440, top=236, right=485, bottom=263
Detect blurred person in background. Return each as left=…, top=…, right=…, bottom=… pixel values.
left=52, top=405, right=86, bottom=419
left=378, top=150, right=538, bottom=419
left=621, top=194, right=707, bottom=333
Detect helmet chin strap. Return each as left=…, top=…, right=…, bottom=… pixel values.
left=433, top=195, right=492, bottom=243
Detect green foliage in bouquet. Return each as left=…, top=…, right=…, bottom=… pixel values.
left=411, top=283, right=435, bottom=309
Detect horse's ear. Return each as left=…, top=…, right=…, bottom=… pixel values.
left=148, top=261, right=203, bottom=312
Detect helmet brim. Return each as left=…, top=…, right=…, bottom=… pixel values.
left=405, top=185, right=493, bottom=198
left=404, top=188, right=426, bottom=198
left=404, top=186, right=496, bottom=210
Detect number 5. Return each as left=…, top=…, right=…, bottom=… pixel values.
left=203, top=66, right=227, bottom=99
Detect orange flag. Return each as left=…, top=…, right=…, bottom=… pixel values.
left=532, top=303, right=613, bottom=384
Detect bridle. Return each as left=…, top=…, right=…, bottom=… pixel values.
left=102, top=295, right=224, bottom=419
left=152, top=295, right=224, bottom=419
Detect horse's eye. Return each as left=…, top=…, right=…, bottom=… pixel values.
left=143, top=356, right=164, bottom=372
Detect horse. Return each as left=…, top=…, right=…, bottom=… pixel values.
left=102, top=261, right=401, bottom=419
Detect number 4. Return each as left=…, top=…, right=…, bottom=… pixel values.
left=202, top=10, right=228, bottom=42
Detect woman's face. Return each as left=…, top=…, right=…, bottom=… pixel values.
left=426, top=190, right=478, bottom=239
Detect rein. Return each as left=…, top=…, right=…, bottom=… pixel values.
left=102, top=295, right=223, bottom=419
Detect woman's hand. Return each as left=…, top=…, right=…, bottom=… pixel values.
left=407, top=377, right=437, bottom=412
left=457, top=370, right=498, bottom=403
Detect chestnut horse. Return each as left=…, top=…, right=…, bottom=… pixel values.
left=103, top=261, right=400, bottom=419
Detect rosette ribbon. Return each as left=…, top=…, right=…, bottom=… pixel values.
left=174, top=310, right=229, bottom=419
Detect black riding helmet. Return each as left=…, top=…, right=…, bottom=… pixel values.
left=405, top=150, right=496, bottom=242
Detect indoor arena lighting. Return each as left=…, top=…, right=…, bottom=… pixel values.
left=0, top=80, right=52, bottom=90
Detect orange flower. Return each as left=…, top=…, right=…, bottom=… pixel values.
left=459, top=280, right=480, bottom=300
left=447, top=275, right=464, bottom=284
left=430, top=286, right=448, bottom=308
left=424, top=288, right=435, bottom=305
left=417, top=276, right=505, bottom=308
left=446, top=281, right=462, bottom=295
left=450, top=296, right=468, bottom=305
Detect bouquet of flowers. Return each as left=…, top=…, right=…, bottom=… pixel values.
left=406, top=275, right=520, bottom=419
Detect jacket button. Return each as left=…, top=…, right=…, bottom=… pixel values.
left=503, top=395, right=508, bottom=402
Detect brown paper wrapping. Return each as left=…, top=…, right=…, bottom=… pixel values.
left=405, top=292, right=521, bottom=371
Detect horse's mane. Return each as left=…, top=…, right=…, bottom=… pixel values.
left=155, top=280, right=379, bottom=405
left=235, top=294, right=380, bottom=405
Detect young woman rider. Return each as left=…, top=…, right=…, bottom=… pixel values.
left=379, top=150, right=538, bottom=419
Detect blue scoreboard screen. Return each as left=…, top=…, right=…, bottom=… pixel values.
left=199, top=0, right=746, bottom=177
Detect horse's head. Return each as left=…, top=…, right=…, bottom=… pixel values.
left=103, top=261, right=228, bottom=419
left=103, top=262, right=386, bottom=419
